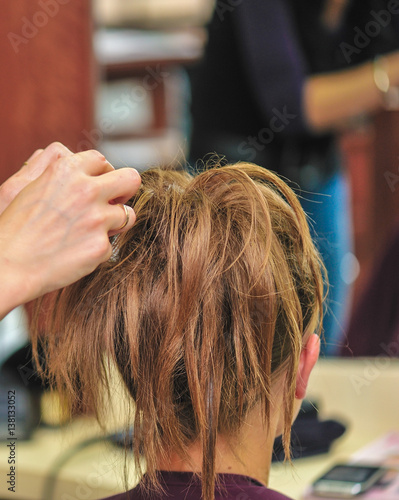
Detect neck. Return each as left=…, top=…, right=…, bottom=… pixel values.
left=156, top=406, right=279, bottom=486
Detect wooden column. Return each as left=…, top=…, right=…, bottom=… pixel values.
left=372, top=111, right=399, bottom=250
left=0, top=0, right=95, bottom=184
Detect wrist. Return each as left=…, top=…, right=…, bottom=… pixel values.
left=373, top=55, right=399, bottom=110
left=386, top=52, right=399, bottom=86
left=0, top=256, right=38, bottom=319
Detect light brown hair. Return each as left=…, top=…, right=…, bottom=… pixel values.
left=33, top=163, right=324, bottom=500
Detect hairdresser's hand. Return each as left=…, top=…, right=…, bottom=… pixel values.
left=0, top=143, right=68, bottom=215
left=0, top=143, right=141, bottom=319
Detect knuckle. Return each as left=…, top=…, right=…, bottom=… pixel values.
left=91, top=236, right=111, bottom=261
left=87, top=208, right=107, bottom=229
left=31, top=148, right=44, bottom=157
left=46, top=141, right=66, bottom=156
left=86, top=149, right=107, bottom=162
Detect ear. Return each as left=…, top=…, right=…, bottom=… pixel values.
left=295, top=333, right=320, bottom=400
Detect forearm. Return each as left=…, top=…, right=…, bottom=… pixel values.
left=304, top=52, right=399, bottom=131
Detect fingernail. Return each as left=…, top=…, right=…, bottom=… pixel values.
left=131, top=168, right=140, bottom=178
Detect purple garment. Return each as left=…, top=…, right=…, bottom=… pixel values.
left=190, top=0, right=309, bottom=140
left=103, top=471, right=293, bottom=500
left=341, top=223, right=399, bottom=357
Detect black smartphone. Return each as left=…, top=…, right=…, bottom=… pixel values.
left=312, top=463, right=387, bottom=497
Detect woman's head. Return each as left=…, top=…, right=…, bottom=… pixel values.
left=35, top=162, right=324, bottom=500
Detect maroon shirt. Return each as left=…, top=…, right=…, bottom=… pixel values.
left=103, top=471, right=292, bottom=500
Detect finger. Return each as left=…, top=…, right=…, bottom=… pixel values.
left=27, top=142, right=73, bottom=180
left=24, top=148, right=44, bottom=164
left=108, top=204, right=136, bottom=237
left=99, top=168, right=141, bottom=203
left=68, top=149, right=115, bottom=176
left=12, top=148, right=44, bottom=177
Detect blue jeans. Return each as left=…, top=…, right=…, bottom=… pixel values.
left=300, top=171, right=353, bottom=356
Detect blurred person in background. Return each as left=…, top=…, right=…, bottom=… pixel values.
left=189, top=0, right=399, bottom=355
